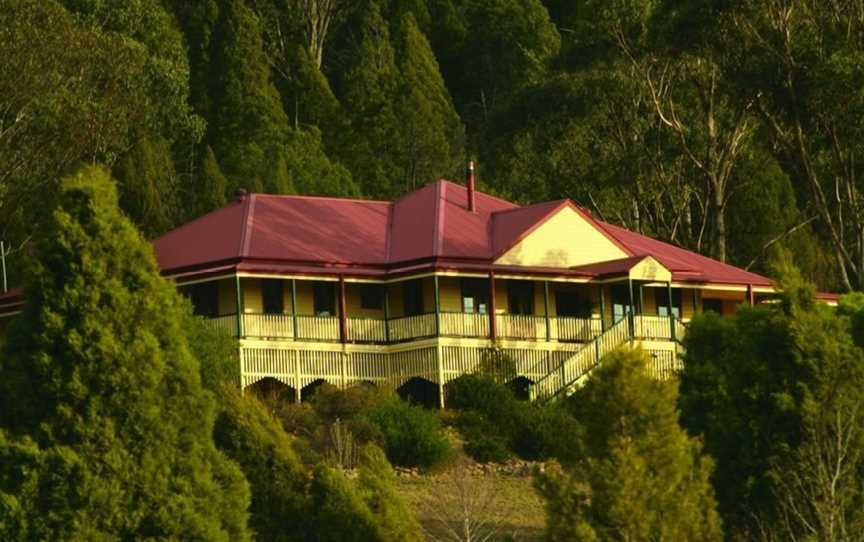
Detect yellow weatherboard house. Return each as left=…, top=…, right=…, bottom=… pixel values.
left=1, top=166, right=832, bottom=405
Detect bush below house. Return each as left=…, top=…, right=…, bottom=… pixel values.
left=446, top=374, right=583, bottom=465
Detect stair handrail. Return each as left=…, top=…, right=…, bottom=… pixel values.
left=529, top=318, right=631, bottom=401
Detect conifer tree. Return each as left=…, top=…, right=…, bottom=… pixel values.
left=334, top=2, right=402, bottom=198
left=356, top=445, right=424, bottom=542
left=538, top=348, right=722, bottom=541
left=0, top=166, right=250, bottom=540
left=191, top=145, right=229, bottom=218
left=392, top=14, right=464, bottom=193
left=213, top=388, right=309, bottom=541
left=207, top=0, right=293, bottom=194
left=113, top=135, right=180, bottom=237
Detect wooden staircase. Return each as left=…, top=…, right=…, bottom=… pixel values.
left=528, top=319, right=632, bottom=401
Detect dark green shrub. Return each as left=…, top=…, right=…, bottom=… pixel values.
left=308, top=466, right=382, bottom=542
left=312, top=383, right=382, bottom=423
left=511, top=404, right=583, bottom=464
left=362, top=397, right=452, bottom=469
left=446, top=373, right=517, bottom=414
left=449, top=374, right=584, bottom=464
left=457, top=411, right=512, bottom=463
left=213, top=388, right=309, bottom=541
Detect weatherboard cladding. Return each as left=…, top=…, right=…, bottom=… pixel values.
left=152, top=179, right=772, bottom=286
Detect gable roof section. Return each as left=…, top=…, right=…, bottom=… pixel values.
left=494, top=204, right=631, bottom=268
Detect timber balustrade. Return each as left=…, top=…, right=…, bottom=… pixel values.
left=387, top=313, right=437, bottom=342
left=632, top=315, right=678, bottom=340
left=243, top=313, right=295, bottom=339
left=295, top=315, right=340, bottom=341
left=496, top=314, right=545, bottom=340
left=347, top=317, right=387, bottom=343
left=439, top=311, right=490, bottom=338
left=204, top=314, right=238, bottom=335
left=205, top=311, right=685, bottom=345
left=551, top=316, right=603, bottom=342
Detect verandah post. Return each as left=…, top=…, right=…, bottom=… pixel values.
left=543, top=280, right=551, bottom=341
left=489, top=271, right=497, bottom=340
left=338, top=276, right=348, bottom=344
left=668, top=281, right=676, bottom=341
left=384, top=286, right=391, bottom=343
left=433, top=274, right=441, bottom=337
left=234, top=273, right=244, bottom=338
left=291, top=278, right=298, bottom=340
left=599, top=284, right=606, bottom=332
left=627, top=278, right=635, bottom=340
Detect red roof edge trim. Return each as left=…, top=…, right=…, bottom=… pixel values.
left=569, top=203, right=635, bottom=258
left=240, top=195, right=256, bottom=258
left=384, top=204, right=394, bottom=262
left=434, top=181, right=446, bottom=256
left=490, top=200, right=570, bottom=260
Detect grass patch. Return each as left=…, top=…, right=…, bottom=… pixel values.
left=394, top=471, right=546, bottom=541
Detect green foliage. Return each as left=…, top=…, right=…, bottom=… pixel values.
left=189, top=145, right=229, bottom=219
left=447, top=374, right=583, bottom=464
left=679, top=260, right=864, bottom=537
left=183, top=311, right=239, bottom=391
left=540, top=348, right=722, bottom=541
left=205, top=0, right=292, bottom=194
left=361, top=395, right=452, bottom=469
left=356, top=444, right=425, bottom=542
left=0, top=166, right=250, bottom=540
left=308, top=465, right=383, bottom=541
left=213, top=388, right=308, bottom=541
left=113, top=135, right=180, bottom=237
left=392, top=13, right=464, bottom=192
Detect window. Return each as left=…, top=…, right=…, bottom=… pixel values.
left=313, top=282, right=336, bottom=316
left=508, top=281, right=534, bottom=315
left=360, top=284, right=383, bottom=310
left=611, top=284, right=639, bottom=323
left=188, top=282, right=219, bottom=317
left=555, top=290, right=592, bottom=318
left=702, top=298, right=723, bottom=314
left=656, top=288, right=682, bottom=318
left=461, top=278, right=489, bottom=314
left=404, top=279, right=424, bottom=316
left=262, top=279, right=284, bottom=314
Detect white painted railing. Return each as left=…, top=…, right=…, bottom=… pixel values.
left=633, top=315, right=674, bottom=340
left=296, top=315, right=340, bottom=341
left=439, top=312, right=490, bottom=338
left=243, top=313, right=294, bottom=339
left=552, top=317, right=603, bottom=342
left=388, top=313, right=437, bottom=342
left=205, top=314, right=238, bottom=336
left=348, top=317, right=387, bottom=343
left=496, top=314, right=545, bottom=340
left=530, top=319, right=631, bottom=401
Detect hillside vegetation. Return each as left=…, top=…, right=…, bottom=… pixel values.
left=2, top=0, right=864, bottom=291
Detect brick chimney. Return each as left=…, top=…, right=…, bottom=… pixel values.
left=466, top=161, right=476, bottom=212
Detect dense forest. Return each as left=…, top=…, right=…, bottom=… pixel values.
left=3, top=0, right=863, bottom=290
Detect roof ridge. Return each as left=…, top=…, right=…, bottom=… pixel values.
left=239, top=195, right=256, bottom=258
left=433, top=181, right=446, bottom=257
left=244, top=192, right=392, bottom=205
left=437, top=178, right=519, bottom=207
left=491, top=198, right=565, bottom=217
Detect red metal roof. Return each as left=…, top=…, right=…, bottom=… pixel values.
left=597, top=221, right=773, bottom=286
left=152, top=179, right=775, bottom=287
